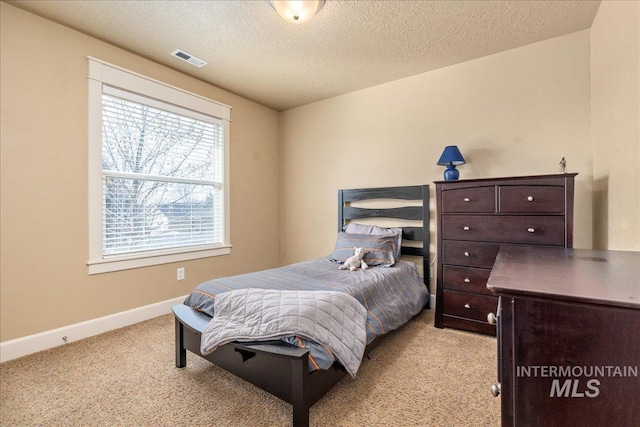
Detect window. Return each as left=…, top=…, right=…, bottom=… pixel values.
left=87, top=58, right=231, bottom=274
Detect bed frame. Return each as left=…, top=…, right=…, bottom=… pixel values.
left=172, top=184, right=430, bottom=427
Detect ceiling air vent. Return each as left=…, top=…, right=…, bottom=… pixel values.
left=170, top=49, right=207, bottom=68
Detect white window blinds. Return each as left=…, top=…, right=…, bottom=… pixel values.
left=101, top=87, right=224, bottom=256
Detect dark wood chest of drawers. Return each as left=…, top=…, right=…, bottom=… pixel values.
left=487, top=246, right=640, bottom=426
left=434, top=173, right=577, bottom=335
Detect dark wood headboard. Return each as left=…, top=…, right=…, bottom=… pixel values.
left=338, top=185, right=430, bottom=306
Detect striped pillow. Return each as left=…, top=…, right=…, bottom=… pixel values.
left=343, top=223, right=403, bottom=259
left=331, top=232, right=397, bottom=267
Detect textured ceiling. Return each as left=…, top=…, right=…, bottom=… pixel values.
left=8, top=0, right=601, bottom=111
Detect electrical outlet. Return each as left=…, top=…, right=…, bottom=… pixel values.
left=177, top=267, right=185, bottom=281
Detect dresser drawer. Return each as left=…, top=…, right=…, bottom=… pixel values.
left=443, top=265, right=493, bottom=296
left=442, top=315, right=496, bottom=335
left=443, top=240, right=500, bottom=268
left=441, top=186, right=495, bottom=213
left=499, top=185, right=565, bottom=213
left=443, top=290, right=498, bottom=323
left=443, top=215, right=566, bottom=245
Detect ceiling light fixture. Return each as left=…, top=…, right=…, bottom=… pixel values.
left=269, top=0, right=326, bottom=24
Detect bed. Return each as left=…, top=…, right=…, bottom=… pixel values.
left=172, top=184, right=431, bottom=427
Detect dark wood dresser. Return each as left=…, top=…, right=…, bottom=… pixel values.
left=434, top=173, right=577, bottom=334
left=487, top=246, right=640, bottom=427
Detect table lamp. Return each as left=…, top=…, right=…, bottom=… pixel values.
left=437, top=145, right=466, bottom=181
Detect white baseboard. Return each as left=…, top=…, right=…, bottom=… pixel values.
left=1, top=293, right=437, bottom=363
left=0, top=295, right=187, bottom=363
left=430, top=294, right=436, bottom=309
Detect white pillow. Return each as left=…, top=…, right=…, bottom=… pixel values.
left=343, top=223, right=402, bottom=259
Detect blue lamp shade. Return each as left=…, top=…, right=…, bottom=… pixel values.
left=437, top=145, right=466, bottom=181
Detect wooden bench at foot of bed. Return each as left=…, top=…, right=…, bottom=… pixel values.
left=173, top=304, right=359, bottom=427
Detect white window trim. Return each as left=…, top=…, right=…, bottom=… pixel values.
left=87, top=57, right=231, bottom=274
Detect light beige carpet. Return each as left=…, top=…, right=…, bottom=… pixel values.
left=0, top=309, right=500, bottom=426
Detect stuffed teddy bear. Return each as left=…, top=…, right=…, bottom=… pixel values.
left=339, top=247, right=369, bottom=271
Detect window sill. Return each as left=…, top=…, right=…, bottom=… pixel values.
left=87, top=245, right=231, bottom=275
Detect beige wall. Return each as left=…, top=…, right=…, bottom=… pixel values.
left=0, top=3, right=280, bottom=341
left=280, top=29, right=594, bottom=296
left=590, top=0, right=640, bottom=251
left=3, top=2, right=639, bottom=344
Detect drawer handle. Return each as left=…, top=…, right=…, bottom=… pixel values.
left=464, top=304, right=471, bottom=309
left=463, top=197, right=470, bottom=202
left=464, top=278, right=471, bottom=283
left=487, top=312, right=497, bottom=324
left=527, top=196, right=534, bottom=202
left=464, top=251, right=470, bottom=257
left=463, top=226, right=470, bottom=231
left=491, top=383, right=501, bottom=397
left=527, top=227, right=535, bottom=233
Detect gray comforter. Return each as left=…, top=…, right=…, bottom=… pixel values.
left=184, top=257, right=428, bottom=373
left=200, top=289, right=367, bottom=378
